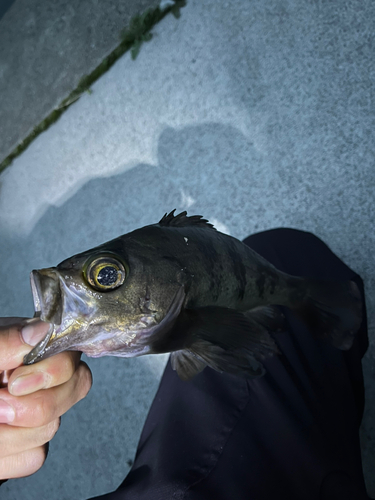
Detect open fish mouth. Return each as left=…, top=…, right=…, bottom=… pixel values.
left=24, top=269, right=63, bottom=365
left=30, top=269, right=63, bottom=325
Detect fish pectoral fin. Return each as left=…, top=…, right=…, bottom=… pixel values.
left=181, top=306, right=281, bottom=379
left=189, top=339, right=265, bottom=378
left=244, top=305, right=286, bottom=332
left=170, top=350, right=207, bottom=381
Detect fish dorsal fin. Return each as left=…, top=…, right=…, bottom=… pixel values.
left=158, top=210, right=216, bottom=230
left=170, top=350, right=207, bottom=381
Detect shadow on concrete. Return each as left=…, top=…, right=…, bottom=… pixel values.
left=0, top=0, right=14, bottom=21
left=0, top=122, right=268, bottom=319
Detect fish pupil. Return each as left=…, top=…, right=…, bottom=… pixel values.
left=97, top=266, right=118, bottom=286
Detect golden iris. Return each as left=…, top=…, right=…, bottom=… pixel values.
left=86, top=256, right=126, bottom=291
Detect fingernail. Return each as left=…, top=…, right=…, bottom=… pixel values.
left=0, top=400, right=15, bottom=423
left=10, top=372, right=48, bottom=396
left=21, top=321, right=50, bottom=346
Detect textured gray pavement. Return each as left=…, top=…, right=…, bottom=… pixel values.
left=0, top=0, right=374, bottom=499
left=0, top=0, right=160, bottom=163
left=0, top=0, right=14, bottom=21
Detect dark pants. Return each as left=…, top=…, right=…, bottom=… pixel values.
left=93, top=228, right=371, bottom=500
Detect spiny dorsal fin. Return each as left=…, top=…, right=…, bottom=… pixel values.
left=159, top=209, right=216, bottom=230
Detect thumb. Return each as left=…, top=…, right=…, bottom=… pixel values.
left=0, top=319, right=50, bottom=370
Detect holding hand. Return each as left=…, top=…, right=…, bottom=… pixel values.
left=0, top=318, right=92, bottom=480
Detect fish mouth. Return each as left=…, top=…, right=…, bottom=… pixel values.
left=25, top=267, right=104, bottom=365
left=30, top=269, right=63, bottom=325
left=24, top=269, right=63, bottom=365
left=23, top=322, right=55, bottom=365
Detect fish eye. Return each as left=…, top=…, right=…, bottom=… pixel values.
left=85, top=256, right=126, bottom=291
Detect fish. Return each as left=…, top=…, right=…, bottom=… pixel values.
left=24, top=210, right=362, bottom=381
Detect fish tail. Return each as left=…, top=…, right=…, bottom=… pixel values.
left=290, top=278, right=363, bottom=350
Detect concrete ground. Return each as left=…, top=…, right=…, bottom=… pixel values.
left=0, top=0, right=374, bottom=499
left=0, top=0, right=161, bottom=164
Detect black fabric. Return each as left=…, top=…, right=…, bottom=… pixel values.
left=92, top=228, right=371, bottom=500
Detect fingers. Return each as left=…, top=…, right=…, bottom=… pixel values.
left=0, top=361, right=92, bottom=427
left=0, top=320, right=50, bottom=370
left=0, top=419, right=60, bottom=458
left=0, top=318, right=93, bottom=481
left=0, top=446, right=48, bottom=480
left=8, top=351, right=81, bottom=396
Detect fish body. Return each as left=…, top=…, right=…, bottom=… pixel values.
left=24, top=211, right=362, bottom=380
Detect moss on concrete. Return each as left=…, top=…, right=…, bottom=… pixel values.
left=0, top=0, right=186, bottom=175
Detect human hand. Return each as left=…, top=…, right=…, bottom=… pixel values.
left=0, top=317, right=92, bottom=480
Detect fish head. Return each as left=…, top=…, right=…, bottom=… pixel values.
left=24, top=233, right=187, bottom=365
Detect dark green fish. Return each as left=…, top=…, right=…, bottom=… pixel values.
left=24, top=210, right=362, bottom=380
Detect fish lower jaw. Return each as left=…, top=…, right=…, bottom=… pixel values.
left=23, top=323, right=55, bottom=365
